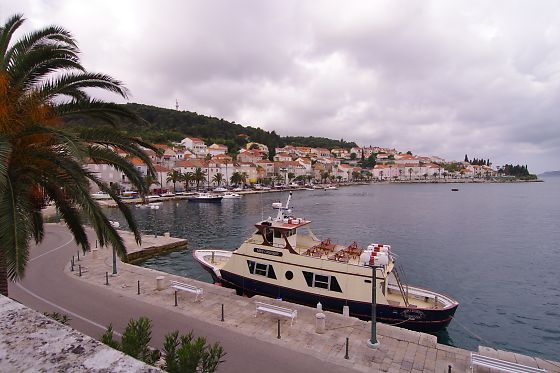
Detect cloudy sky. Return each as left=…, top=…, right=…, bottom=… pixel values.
left=3, top=1, right=560, bottom=172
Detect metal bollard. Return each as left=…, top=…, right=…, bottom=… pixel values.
left=221, top=304, right=224, bottom=322
left=78, top=265, right=82, bottom=277
left=71, top=256, right=74, bottom=272
left=95, top=240, right=98, bottom=248
left=137, top=280, right=140, bottom=295
left=174, top=290, right=178, bottom=306
left=77, top=251, right=80, bottom=261
left=277, top=319, right=281, bottom=339
left=448, top=365, right=452, bottom=373
left=105, top=272, right=109, bottom=285
left=345, top=337, right=349, bottom=359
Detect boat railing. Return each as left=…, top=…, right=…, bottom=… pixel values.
left=392, top=267, right=410, bottom=307
left=387, top=283, right=456, bottom=309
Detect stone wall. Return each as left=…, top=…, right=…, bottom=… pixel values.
left=0, top=296, right=162, bottom=372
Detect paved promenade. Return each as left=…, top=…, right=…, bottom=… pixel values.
left=10, top=224, right=560, bottom=372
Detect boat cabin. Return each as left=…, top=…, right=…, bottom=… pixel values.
left=255, top=218, right=310, bottom=253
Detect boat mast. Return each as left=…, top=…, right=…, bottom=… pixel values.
left=275, top=192, right=292, bottom=221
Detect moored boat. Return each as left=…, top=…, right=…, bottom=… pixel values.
left=187, top=193, right=223, bottom=203
left=222, top=192, right=242, bottom=199
left=91, top=191, right=111, bottom=200
left=194, top=192, right=459, bottom=332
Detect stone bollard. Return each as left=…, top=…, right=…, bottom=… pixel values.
left=92, top=248, right=99, bottom=259
left=315, top=312, right=326, bottom=334
left=343, top=305, right=350, bottom=317
left=164, top=232, right=170, bottom=238
left=156, top=276, right=165, bottom=291
left=316, top=302, right=322, bottom=312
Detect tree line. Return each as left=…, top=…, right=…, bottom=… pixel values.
left=464, top=154, right=491, bottom=166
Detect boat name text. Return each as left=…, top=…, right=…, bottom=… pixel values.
left=254, top=248, right=283, bottom=257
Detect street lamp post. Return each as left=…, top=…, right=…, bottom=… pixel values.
left=367, top=264, right=380, bottom=348
left=109, top=220, right=120, bottom=275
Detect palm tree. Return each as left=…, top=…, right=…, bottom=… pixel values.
left=287, top=172, right=295, bottom=184
left=212, top=172, right=224, bottom=186
left=192, top=168, right=206, bottom=191
left=144, top=175, right=159, bottom=194
left=166, top=170, right=181, bottom=193
left=0, top=14, right=156, bottom=296
left=230, top=172, right=243, bottom=186
left=180, top=172, right=193, bottom=191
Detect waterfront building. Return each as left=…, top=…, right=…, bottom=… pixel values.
left=255, top=160, right=275, bottom=177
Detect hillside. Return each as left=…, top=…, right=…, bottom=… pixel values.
left=63, top=103, right=356, bottom=154
left=539, top=170, right=560, bottom=177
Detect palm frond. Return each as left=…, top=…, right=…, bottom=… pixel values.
left=55, top=99, right=139, bottom=125
left=87, top=145, right=147, bottom=194
left=0, top=136, right=11, bottom=192
left=78, top=127, right=157, bottom=179
left=36, top=72, right=129, bottom=101
left=3, top=23, right=78, bottom=71
left=0, top=14, right=24, bottom=64
left=0, top=175, right=32, bottom=281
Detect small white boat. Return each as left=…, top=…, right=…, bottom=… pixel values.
left=187, top=193, right=223, bottom=203
left=161, top=192, right=175, bottom=197
left=271, top=201, right=283, bottom=209
left=146, top=195, right=160, bottom=200
left=261, top=186, right=271, bottom=190
left=324, top=185, right=338, bottom=190
left=91, top=191, right=111, bottom=200
left=148, top=202, right=163, bottom=207
left=232, top=187, right=244, bottom=192
left=222, top=192, right=242, bottom=199
left=214, top=187, right=228, bottom=192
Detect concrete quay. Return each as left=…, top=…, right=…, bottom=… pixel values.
left=112, top=229, right=188, bottom=263
left=69, top=236, right=560, bottom=372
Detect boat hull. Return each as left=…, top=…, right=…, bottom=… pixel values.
left=218, top=269, right=457, bottom=333
left=187, top=197, right=223, bottom=202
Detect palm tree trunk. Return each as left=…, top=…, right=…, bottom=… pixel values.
left=0, top=247, right=8, bottom=297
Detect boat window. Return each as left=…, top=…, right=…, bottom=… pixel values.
left=247, top=261, right=255, bottom=274
left=313, top=274, right=329, bottom=289
left=274, top=229, right=282, bottom=238
left=247, top=260, right=277, bottom=279
left=267, top=265, right=277, bottom=279
left=302, top=271, right=313, bottom=287
left=264, top=228, right=273, bottom=244
left=255, top=263, right=268, bottom=276
left=302, top=271, right=342, bottom=293
left=330, top=276, right=342, bottom=292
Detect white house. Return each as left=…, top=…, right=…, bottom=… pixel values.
left=180, top=137, right=207, bottom=158
left=208, top=143, right=228, bottom=156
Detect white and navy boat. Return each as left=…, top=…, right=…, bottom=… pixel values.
left=194, top=193, right=459, bottom=332
left=187, top=193, right=223, bottom=203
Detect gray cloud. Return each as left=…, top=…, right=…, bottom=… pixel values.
left=3, top=0, right=560, bottom=172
